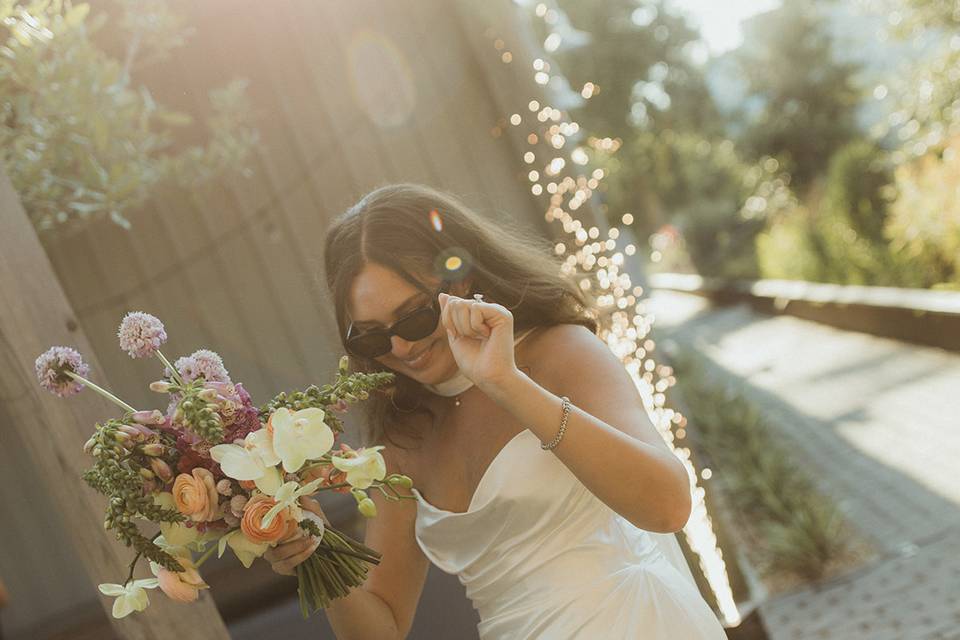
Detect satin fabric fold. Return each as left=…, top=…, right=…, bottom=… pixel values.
left=412, top=429, right=727, bottom=639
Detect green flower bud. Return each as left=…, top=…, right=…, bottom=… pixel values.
left=339, top=355, right=349, bottom=375
left=388, top=474, right=413, bottom=489
left=358, top=498, right=377, bottom=518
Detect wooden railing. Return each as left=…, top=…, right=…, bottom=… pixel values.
left=649, top=273, right=960, bottom=352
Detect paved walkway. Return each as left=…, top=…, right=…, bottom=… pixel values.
left=648, top=290, right=960, bottom=640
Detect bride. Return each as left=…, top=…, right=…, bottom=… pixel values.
left=265, top=184, right=727, bottom=639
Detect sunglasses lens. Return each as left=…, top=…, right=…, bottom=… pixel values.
left=347, top=333, right=392, bottom=359
left=394, top=307, right=439, bottom=341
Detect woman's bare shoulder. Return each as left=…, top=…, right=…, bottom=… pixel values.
left=521, top=323, right=600, bottom=362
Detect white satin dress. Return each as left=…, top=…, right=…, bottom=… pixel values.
left=416, top=330, right=727, bottom=639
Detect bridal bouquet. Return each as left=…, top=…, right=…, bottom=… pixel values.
left=35, top=312, right=410, bottom=619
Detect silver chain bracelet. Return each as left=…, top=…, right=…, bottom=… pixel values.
left=541, top=395, right=571, bottom=451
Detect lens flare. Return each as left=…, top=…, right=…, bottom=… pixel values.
left=430, top=209, right=443, bottom=232
left=434, top=247, right=473, bottom=283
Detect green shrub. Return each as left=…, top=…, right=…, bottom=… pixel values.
left=0, top=0, right=258, bottom=233
left=670, top=350, right=854, bottom=582
left=885, top=138, right=960, bottom=288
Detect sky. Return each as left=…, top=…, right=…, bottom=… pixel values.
left=669, top=0, right=782, bottom=56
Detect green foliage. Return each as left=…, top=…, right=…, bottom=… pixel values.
left=82, top=416, right=185, bottom=572
left=260, top=371, right=396, bottom=426
left=754, top=136, right=960, bottom=288
left=885, top=138, right=960, bottom=288
left=552, top=0, right=719, bottom=139
left=670, top=350, right=853, bottom=581
left=641, top=133, right=763, bottom=279
left=812, top=142, right=896, bottom=284
left=734, top=1, right=862, bottom=191
left=823, top=141, right=892, bottom=243
left=0, top=0, right=258, bottom=233
left=546, top=0, right=725, bottom=244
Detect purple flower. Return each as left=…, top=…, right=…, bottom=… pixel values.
left=169, top=349, right=230, bottom=384
left=190, top=350, right=231, bottom=383
left=35, top=346, right=90, bottom=397
left=117, top=312, right=167, bottom=359
left=169, top=355, right=197, bottom=383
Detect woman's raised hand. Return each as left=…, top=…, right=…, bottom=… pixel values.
left=264, top=496, right=328, bottom=576
left=437, top=292, right=519, bottom=391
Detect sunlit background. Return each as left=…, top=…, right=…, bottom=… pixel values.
left=2, top=0, right=959, bottom=639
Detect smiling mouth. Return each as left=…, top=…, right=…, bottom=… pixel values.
left=403, top=343, right=432, bottom=367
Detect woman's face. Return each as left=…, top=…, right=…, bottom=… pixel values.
left=347, top=262, right=464, bottom=384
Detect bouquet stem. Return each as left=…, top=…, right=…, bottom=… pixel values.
left=295, top=526, right=382, bottom=618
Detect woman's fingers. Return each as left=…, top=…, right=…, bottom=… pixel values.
left=299, top=495, right=327, bottom=521
left=266, top=535, right=314, bottom=563
left=284, top=538, right=321, bottom=570
left=439, top=293, right=459, bottom=339
left=266, top=536, right=320, bottom=575
left=451, top=300, right=471, bottom=337
left=469, top=303, right=490, bottom=337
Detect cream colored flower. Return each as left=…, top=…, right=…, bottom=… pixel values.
left=210, top=428, right=282, bottom=495
left=260, top=478, right=323, bottom=528
left=270, top=407, right=334, bottom=473
left=217, top=530, right=270, bottom=568
left=154, top=492, right=203, bottom=548
left=98, top=579, right=159, bottom=618
left=332, top=446, right=387, bottom=489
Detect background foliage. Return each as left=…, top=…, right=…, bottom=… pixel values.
left=540, top=0, right=960, bottom=289
left=0, top=0, right=257, bottom=234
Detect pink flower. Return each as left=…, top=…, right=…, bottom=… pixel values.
left=151, top=556, right=208, bottom=603
left=191, top=350, right=230, bottom=383
left=131, top=409, right=165, bottom=425
left=169, top=350, right=230, bottom=385
left=35, top=346, right=90, bottom=397
left=117, top=312, right=167, bottom=359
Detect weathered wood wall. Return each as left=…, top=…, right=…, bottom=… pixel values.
left=0, top=0, right=558, bottom=637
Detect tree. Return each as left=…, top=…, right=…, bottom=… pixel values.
left=0, top=0, right=258, bottom=234
left=734, top=1, right=862, bottom=191
left=552, top=0, right=719, bottom=140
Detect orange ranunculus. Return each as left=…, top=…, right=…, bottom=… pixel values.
left=241, top=493, right=299, bottom=545
left=154, top=555, right=208, bottom=603
left=172, top=468, right=219, bottom=522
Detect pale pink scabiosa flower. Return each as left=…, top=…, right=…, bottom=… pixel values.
left=118, top=312, right=168, bottom=359
left=35, top=346, right=90, bottom=397
left=170, top=349, right=230, bottom=385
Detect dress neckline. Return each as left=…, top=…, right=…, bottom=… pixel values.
left=414, top=327, right=539, bottom=515
left=412, top=429, right=531, bottom=516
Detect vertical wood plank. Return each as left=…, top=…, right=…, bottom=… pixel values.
left=0, top=167, right=230, bottom=639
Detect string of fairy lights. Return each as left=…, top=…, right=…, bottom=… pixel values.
left=487, top=3, right=741, bottom=626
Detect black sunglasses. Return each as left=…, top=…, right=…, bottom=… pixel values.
left=346, top=282, right=451, bottom=359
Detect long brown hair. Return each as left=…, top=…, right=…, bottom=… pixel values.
left=323, top=183, right=597, bottom=447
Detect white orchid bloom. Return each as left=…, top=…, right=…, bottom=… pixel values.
left=210, top=428, right=283, bottom=495
left=332, top=446, right=387, bottom=489
left=260, top=478, right=324, bottom=528
left=98, top=579, right=159, bottom=618
left=217, top=530, right=269, bottom=568
left=271, top=407, right=334, bottom=473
